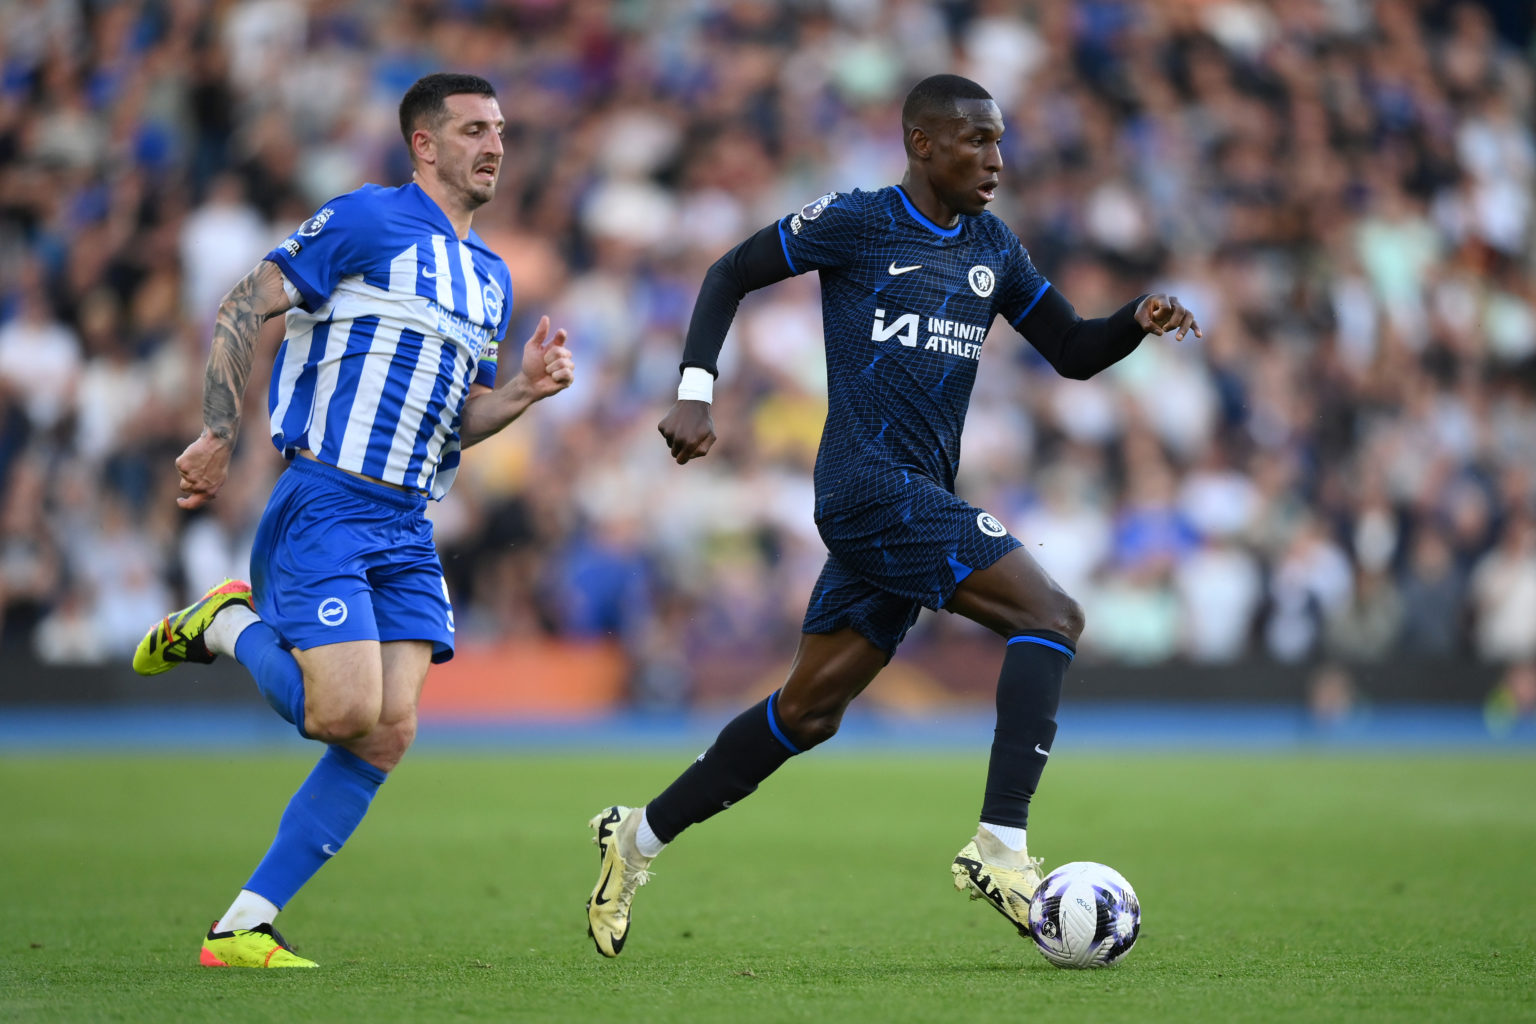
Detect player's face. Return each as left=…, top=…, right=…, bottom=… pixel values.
left=927, top=99, right=1004, bottom=218
left=432, top=93, right=506, bottom=208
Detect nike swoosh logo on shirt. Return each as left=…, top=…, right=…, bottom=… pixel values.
left=888, top=262, right=922, bottom=275
left=421, top=267, right=438, bottom=279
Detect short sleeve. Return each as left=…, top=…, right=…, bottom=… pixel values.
left=474, top=338, right=500, bottom=389
left=265, top=191, right=371, bottom=312
left=473, top=263, right=513, bottom=388
left=777, top=191, right=865, bottom=276
left=995, top=232, right=1053, bottom=329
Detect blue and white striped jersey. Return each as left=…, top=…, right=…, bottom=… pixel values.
left=263, top=183, right=512, bottom=499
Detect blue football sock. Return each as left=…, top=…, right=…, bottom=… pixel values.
left=244, top=745, right=387, bottom=909
left=234, top=621, right=307, bottom=736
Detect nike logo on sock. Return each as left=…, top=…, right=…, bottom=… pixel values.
left=1035, top=744, right=1050, bottom=757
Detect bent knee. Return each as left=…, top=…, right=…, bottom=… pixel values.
left=304, top=700, right=381, bottom=743
left=346, top=713, right=417, bottom=773
left=1005, top=591, right=1085, bottom=644
left=773, top=697, right=845, bottom=749
left=792, top=715, right=841, bottom=748
left=375, top=714, right=417, bottom=760
left=1053, top=594, right=1086, bottom=642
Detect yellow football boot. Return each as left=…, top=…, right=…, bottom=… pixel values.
left=132, top=578, right=252, bottom=675
left=951, top=829, right=1043, bottom=937
left=586, top=805, right=654, bottom=957
left=199, top=922, right=317, bottom=968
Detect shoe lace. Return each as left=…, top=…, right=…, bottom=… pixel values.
left=995, top=855, right=1043, bottom=903
left=986, top=851, right=1042, bottom=879
left=619, top=865, right=651, bottom=903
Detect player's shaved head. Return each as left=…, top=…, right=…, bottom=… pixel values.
left=899, top=73, right=1003, bottom=220
left=399, top=72, right=498, bottom=150
left=901, top=74, right=994, bottom=144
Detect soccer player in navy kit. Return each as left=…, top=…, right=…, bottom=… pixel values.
left=586, top=74, right=1199, bottom=956
left=131, top=73, right=574, bottom=967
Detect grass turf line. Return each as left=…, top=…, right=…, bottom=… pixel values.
left=1, top=753, right=1533, bottom=1023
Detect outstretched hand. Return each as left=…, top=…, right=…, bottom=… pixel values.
left=175, top=432, right=233, bottom=509
left=658, top=400, right=716, bottom=465
left=1135, top=294, right=1202, bottom=341
left=520, top=315, right=574, bottom=399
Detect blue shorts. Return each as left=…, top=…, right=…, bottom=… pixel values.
left=249, top=457, right=455, bottom=662
left=802, top=481, right=1022, bottom=657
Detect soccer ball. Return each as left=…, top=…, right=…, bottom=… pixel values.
left=1026, top=861, right=1141, bottom=969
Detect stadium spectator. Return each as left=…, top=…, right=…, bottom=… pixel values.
left=0, top=267, right=81, bottom=435
left=1468, top=510, right=1536, bottom=663
left=0, top=0, right=1532, bottom=694
left=1397, top=523, right=1469, bottom=657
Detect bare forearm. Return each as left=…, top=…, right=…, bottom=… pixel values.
left=203, top=262, right=291, bottom=443
left=460, top=375, right=538, bottom=448
left=461, top=316, right=575, bottom=446
left=203, top=294, right=259, bottom=442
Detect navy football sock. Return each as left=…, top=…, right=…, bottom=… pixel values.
left=980, top=631, right=1074, bottom=829
left=645, top=691, right=807, bottom=843
left=234, top=621, right=307, bottom=737
left=245, top=745, right=386, bottom=908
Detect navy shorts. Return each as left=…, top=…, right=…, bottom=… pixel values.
left=802, top=480, right=1022, bottom=656
left=248, top=457, right=456, bottom=662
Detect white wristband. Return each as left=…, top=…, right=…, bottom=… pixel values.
left=677, top=366, right=715, bottom=404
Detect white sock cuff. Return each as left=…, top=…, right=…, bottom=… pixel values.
left=206, top=604, right=260, bottom=658
left=980, top=821, right=1028, bottom=853
left=217, top=889, right=279, bottom=932
left=634, top=809, right=667, bottom=859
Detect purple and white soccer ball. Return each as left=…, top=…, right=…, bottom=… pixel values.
left=1026, top=861, right=1141, bottom=969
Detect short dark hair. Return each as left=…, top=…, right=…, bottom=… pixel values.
left=399, top=72, right=497, bottom=149
left=901, top=74, right=994, bottom=133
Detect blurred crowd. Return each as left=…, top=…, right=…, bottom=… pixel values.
left=2, top=0, right=1535, bottom=708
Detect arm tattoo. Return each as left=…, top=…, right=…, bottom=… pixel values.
left=204, top=263, right=288, bottom=443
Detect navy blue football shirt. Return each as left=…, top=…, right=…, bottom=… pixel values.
left=776, top=185, right=1051, bottom=518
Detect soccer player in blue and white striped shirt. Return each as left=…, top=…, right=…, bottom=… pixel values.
left=132, top=72, right=574, bottom=968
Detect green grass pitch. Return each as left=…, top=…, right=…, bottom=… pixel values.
left=2, top=750, right=1533, bottom=1023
